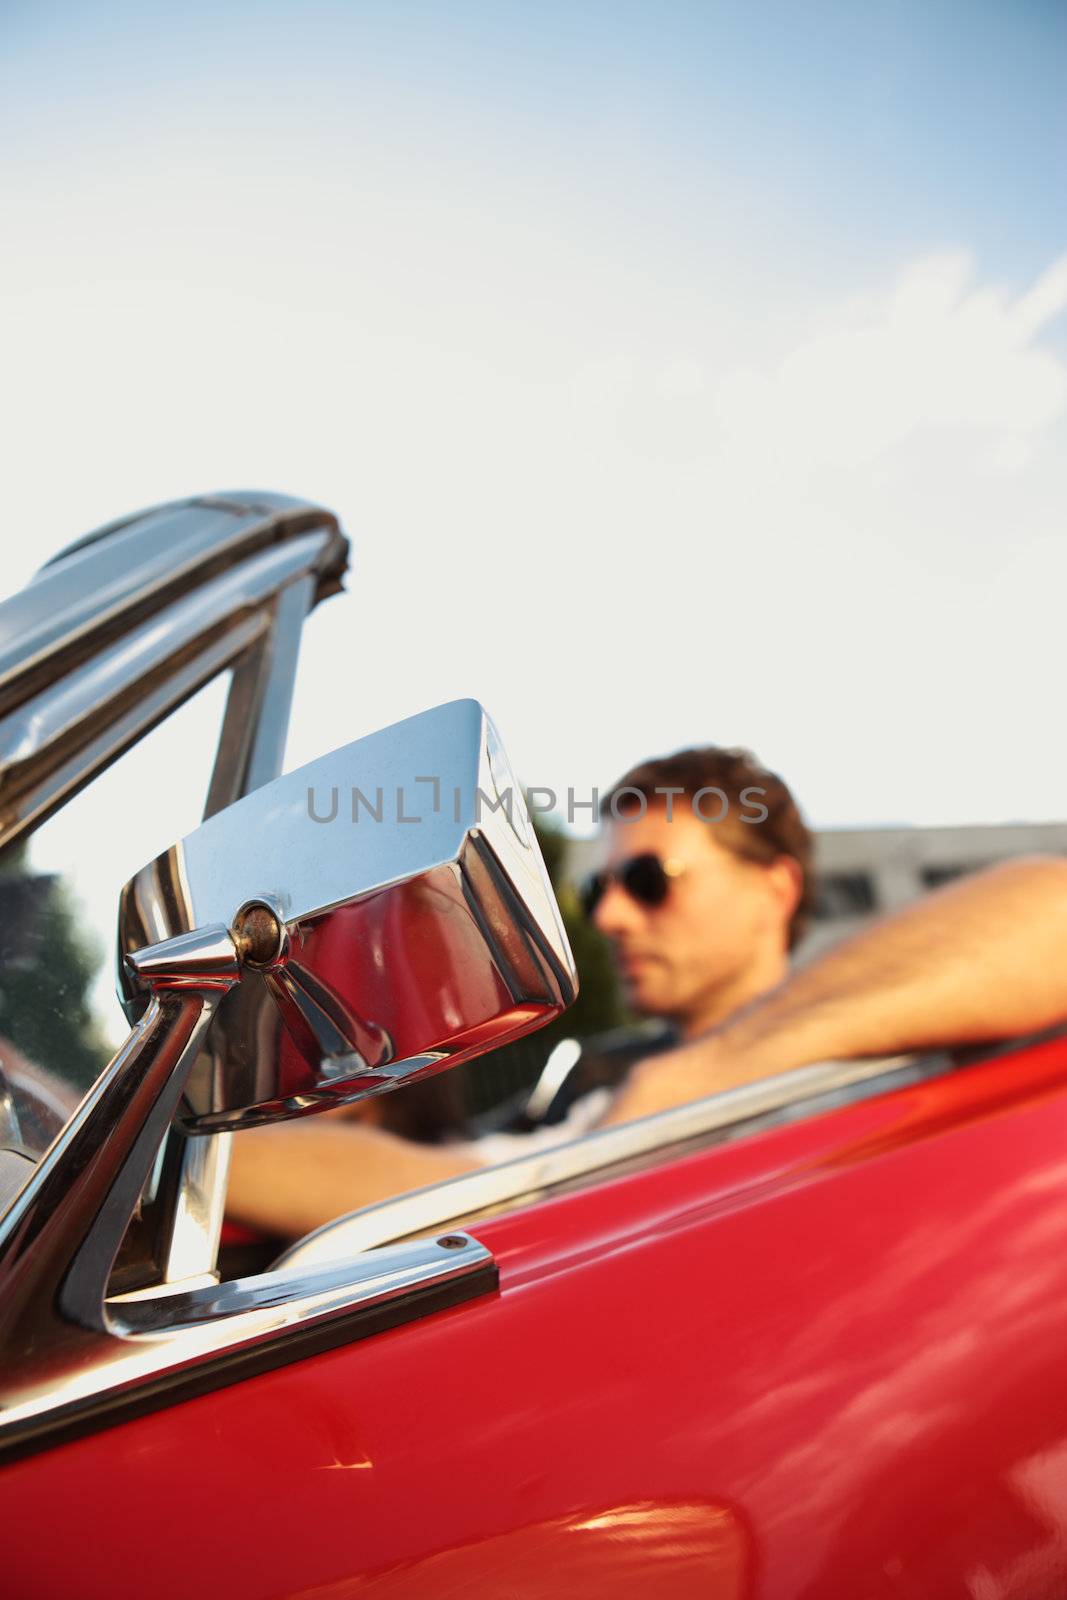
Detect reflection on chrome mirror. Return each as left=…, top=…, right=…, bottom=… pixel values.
left=119, top=699, right=577, bottom=1132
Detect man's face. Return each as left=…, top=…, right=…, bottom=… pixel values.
left=591, top=803, right=789, bottom=1028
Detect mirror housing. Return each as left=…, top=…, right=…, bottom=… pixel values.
left=119, top=700, right=576, bottom=1132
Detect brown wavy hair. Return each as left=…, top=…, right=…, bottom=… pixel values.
left=603, top=746, right=814, bottom=949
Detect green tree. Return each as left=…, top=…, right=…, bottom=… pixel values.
left=0, top=844, right=113, bottom=1102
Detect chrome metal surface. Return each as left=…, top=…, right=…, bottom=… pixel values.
left=0, top=492, right=346, bottom=852
left=0, top=492, right=494, bottom=1456
left=0, top=773, right=501, bottom=1456
left=0, top=1229, right=494, bottom=1456
left=0, top=491, right=348, bottom=1292
left=0, top=981, right=229, bottom=1381
left=111, top=1232, right=489, bottom=1335
left=119, top=699, right=577, bottom=1132
left=163, top=579, right=313, bottom=1286
left=166, top=572, right=316, bottom=1284
left=1, top=618, right=261, bottom=849
left=0, top=914, right=326, bottom=1452
left=0, top=491, right=345, bottom=700
left=0, top=909, right=251, bottom=1327
left=204, top=571, right=315, bottom=819
left=126, top=924, right=242, bottom=988
left=0, top=536, right=329, bottom=848
left=277, top=1053, right=925, bottom=1268
left=163, top=1130, right=233, bottom=1285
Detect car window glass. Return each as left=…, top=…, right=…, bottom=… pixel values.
left=0, top=674, right=231, bottom=1163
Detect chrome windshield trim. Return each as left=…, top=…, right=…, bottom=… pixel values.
left=161, top=570, right=318, bottom=1286
left=0, top=537, right=321, bottom=767
left=0, top=492, right=345, bottom=697
left=277, top=1054, right=921, bottom=1269
left=0, top=534, right=331, bottom=850
left=0, top=491, right=350, bottom=1298
left=2, top=618, right=263, bottom=845
left=203, top=571, right=315, bottom=819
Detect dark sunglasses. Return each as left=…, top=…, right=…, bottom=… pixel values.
left=579, top=853, right=686, bottom=920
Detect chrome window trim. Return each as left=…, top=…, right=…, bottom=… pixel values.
left=0, top=1230, right=495, bottom=1462
left=277, top=1053, right=928, bottom=1269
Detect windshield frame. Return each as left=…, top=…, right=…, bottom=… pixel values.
left=0, top=492, right=347, bottom=1292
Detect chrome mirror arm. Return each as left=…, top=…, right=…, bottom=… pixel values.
left=0, top=917, right=499, bottom=1464
left=0, top=927, right=240, bottom=1378
left=0, top=695, right=573, bottom=1459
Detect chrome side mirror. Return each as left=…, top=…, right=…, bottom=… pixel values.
left=119, top=699, right=576, bottom=1131
left=2, top=700, right=558, bottom=1452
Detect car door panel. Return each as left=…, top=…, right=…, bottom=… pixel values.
left=6, top=1034, right=1067, bottom=1598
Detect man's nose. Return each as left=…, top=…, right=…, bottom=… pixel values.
left=592, top=879, right=646, bottom=938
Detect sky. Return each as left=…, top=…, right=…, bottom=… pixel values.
left=2, top=0, right=1066, bottom=880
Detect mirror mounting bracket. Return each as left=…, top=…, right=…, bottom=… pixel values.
left=0, top=923, right=496, bottom=1463
left=0, top=926, right=240, bottom=1363
left=0, top=700, right=570, bottom=1458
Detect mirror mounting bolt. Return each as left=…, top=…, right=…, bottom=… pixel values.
left=232, top=903, right=284, bottom=968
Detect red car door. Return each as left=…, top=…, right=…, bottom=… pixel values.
left=7, top=1030, right=1067, bottom=1599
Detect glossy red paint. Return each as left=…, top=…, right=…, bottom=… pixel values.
left=8, top=1034, right=1067, bottom=1598
left=264, top=858, right=567, bottom=1112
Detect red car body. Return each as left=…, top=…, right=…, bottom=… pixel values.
left=7, top=1029, right=1067, bottom=1598
left=4, top=493, right=1067, bottom=1599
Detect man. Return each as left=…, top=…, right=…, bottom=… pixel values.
left=225, top=748, right=1067, bottom=1238
left=524, top=746, right=811, bottom=1124
left=581, top=746, right=1067, bottom=1125
left=601, top=851, right=1067, bottom=1128
left=590, top=746, right=811, bottom=1027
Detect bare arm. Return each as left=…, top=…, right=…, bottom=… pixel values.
left=601, top=857, right=1067, bottom=1126
left=226, top=1118, right=480, bottom=1239
left=226, top=859, right=1067, bottom=1234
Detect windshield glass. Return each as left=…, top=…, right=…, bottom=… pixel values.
left=0, top=675, right=230, bottom=1163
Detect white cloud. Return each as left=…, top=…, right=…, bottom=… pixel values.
left=713, top=250, right=1067, bottom=473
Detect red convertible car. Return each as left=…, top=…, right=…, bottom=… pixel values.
left=2, top=494, right=1067, bottom=1598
